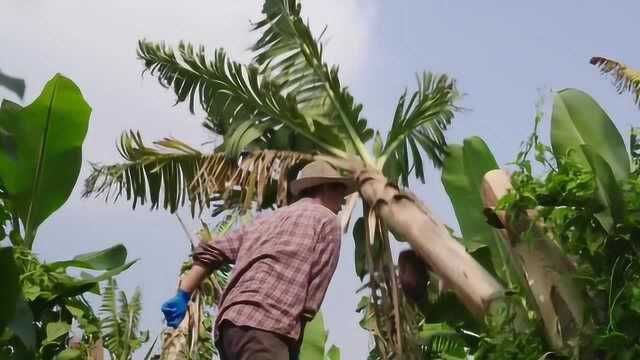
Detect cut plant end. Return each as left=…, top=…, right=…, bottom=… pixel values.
left=340, top=192, right=360, bottom=233
left=481, top=169, right=586, bottom=353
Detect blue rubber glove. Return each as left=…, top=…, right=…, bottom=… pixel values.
left=161, top=289, right=191, bottom=328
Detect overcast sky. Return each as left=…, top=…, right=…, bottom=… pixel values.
left=2, top=1, right=640, bottom=359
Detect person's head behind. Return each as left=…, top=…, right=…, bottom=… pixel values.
left=298, top=182, right=349, bottom=214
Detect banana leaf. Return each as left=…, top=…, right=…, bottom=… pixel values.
left=551, top=89, right=629, bottom=181
left=0, top=74, right=91, bottom=247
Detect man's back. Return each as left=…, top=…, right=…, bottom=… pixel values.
left=193, top=198, right=341, bottom=341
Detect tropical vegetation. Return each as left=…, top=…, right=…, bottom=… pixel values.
left=0, top=74, right=137, bottom=360
left=83, top=0, right=484, bottom=357
left=81, top=0, right=640, bottom=358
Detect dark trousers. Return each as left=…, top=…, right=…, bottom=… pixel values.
left=217, top=321, right=301, bottom=360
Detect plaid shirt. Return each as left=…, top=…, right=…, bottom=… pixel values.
left=192, top=198, right=341, bottom=341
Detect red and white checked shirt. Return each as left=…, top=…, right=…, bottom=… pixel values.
left=192, top=197, right=341, bottom=341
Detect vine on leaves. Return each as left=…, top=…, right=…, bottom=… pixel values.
left=496, top=106, right=640, bottom=357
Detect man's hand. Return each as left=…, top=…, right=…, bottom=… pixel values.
left=161, top=289, right=191, bottom=328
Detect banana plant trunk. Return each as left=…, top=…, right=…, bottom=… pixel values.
left=353, top=165, right=504, bottom=317
left=482, top=169, right=586, bottom=352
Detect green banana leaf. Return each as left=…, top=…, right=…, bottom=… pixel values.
left=0, top=74, right=91, bottom=247
left=46, top=244, right=128, bottom=271
left=43, top=321, right=71, bottom=344
left=300, top=312, right=328, bottom=360
left=551, top=89, right=629, bottom=181
left=582, top=145, right=624, bottom=233
left=441, top=137, right=505, bottom=280
left=442, top=138, right=499, bottom=249
left=8, top=296, right=36, bottom=351
left=56, top=260, right=138, bottom=298
left=300, top=311, right=340, bottom=360
left=54, top=349, right=82, bottom=360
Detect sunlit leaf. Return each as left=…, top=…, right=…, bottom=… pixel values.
left=300, top=313, right=328, bottom=359
left=55, top=349, right=82, bottom=360
left=551, top=88, right=629, bottom=181
left=46, top=244, right=127, bottom=271
left=44, top=321, right=70, bottom=344
left=0, top=74, right=91, bottom=247
left=582, top=145, right=624, bottom=233
left=381, top=72, right=460, bottom=185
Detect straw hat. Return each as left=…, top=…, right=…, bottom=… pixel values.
left=290, top=160, right=356, bottom=196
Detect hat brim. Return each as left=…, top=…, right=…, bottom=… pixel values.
left=290, top=176, right=356, bottom=196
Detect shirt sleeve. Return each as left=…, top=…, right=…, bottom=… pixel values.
left=192, top=225, right=245, bottom=270
left=302, top=215, right=341, bottom=320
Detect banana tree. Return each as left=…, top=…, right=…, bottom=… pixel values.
left=84, top=0, right=503, bottom=357
left=0, top=74, right=137, bottom=360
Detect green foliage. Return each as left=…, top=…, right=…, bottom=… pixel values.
left=473, top=301, right=546, bottom=360
left=300, top=312, right=341, bottom=360
left=0, top=74, right=91, bottom=247
left=441, top=137, right=507, bottom=281
left=90, top=1, right=464, bottom=359
left=100, top=279, right=149, bottom=360
left=84, top=131, right=209, bottom=214
left=416, top=322, right=468, bottom=359
left=92, top=0, right=462, bottom=217
left=381, top=72, right=460, bottom=185
left=252, top=0, right=375, bottom=162
left=551, top=88, right=629, bottom=181
left=0, top=75, right=136, bottom=360
left=496, top=89, right=640, bottom=357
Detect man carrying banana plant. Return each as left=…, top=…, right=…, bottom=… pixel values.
left=161, top=161, right=353, bottom=360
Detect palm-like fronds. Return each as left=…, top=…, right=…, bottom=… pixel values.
left=83, top=131, right=313, bottom=214
left=591, top=56, right=640, bottom=107
left=379, top=73, right=460, bottom=186
left=83, top=131, right=209, bottom=214
left=421, top=335, right=467, bottom=359
left=100, top=279, right=121, bottom=357
left=251, top=0, right=374, bottom=162
left=100, top=279, right=148, bottom=360
left=137, top=40, right=348, bottom=159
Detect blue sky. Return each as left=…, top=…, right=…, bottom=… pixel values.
left=2, top=1, right=639, bottom=358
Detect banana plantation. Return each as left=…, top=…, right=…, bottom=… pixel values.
left=2, top=0, right=640, bottom=359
